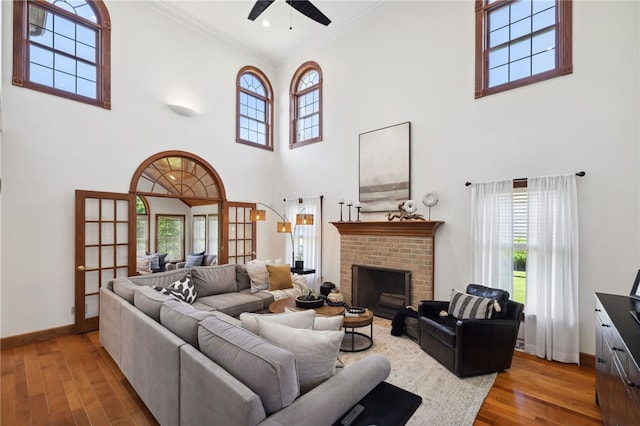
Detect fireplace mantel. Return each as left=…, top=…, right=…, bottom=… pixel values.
left=331, top=221, right=444, bottom=237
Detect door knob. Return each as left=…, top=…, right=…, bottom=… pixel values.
left=77, top=266, right=86, bottom=272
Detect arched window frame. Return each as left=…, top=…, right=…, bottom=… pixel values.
left=136, top=195, right=150, bottom=256
left=236, top=66, right=274, bottom=151
left=289, top=61, right=323, bottom=149
left=12, top=0, right=112, bottom=109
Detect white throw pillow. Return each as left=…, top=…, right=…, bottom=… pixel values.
left=283, top=307, right=344, bottom=331
left=246, top=259, right=282, bottom=293
left=313, top=315, right=344, bottom=331
left=239, top=309, right=316, bottom=335
left=257, top=318, right=344, bottom=394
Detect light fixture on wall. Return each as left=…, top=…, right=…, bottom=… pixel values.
left=251, top=201, right=314, bottom=267
left=167, top=103, right=198, bottom=117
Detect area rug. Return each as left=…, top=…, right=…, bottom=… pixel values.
left=338, top=322, right=496, bottom=426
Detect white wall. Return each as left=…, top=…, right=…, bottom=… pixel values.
left=0, top=0, right=279, bottom=337
left=1, top=1, right=638, bottom=357
left=275, top=0, right=640, bottom=356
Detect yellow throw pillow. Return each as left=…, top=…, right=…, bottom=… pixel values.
left=267, top=264, right=293, bottom=291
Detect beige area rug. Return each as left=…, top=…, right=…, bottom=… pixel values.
left=338, top=321, right=496, bottom=426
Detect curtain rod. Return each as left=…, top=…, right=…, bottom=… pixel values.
left=465, top=171, right=585, bottom=187
left=283, top=195, right=324, bottom=202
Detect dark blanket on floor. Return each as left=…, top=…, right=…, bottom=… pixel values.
left=390, top=307, right=419, bottom=336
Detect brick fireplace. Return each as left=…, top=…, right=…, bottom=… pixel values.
left=331, top=221, right=444, bottom=311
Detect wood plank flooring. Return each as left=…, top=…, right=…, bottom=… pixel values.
left=1, top=329, right=602, bottom=425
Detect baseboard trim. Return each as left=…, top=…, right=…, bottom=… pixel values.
left=1, top=324, right=75, bottom=350
left=580, top=352, right=595, bottom=369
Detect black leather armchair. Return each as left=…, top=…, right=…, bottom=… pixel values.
left=417, top=284, right=524, bottom=378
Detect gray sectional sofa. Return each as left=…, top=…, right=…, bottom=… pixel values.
left=99, top=264, right=391, bottom=426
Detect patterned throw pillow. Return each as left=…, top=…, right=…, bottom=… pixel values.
left=448, top=288, right=497, bottom=320
left=154, top=273, right=198, bottom=304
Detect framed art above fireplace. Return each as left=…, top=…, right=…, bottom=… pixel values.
left=359, top=121, right=411, bottom=212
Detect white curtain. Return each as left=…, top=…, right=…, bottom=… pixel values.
left=285, top=197, right=322, bottom=289
left=524, top=174, right=579, bottom=363
left=470, top=180, right=514, bottom=293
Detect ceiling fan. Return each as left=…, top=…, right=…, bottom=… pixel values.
left=248, top=0, right=332, bottom=26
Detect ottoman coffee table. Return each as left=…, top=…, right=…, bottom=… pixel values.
left=341, top=309, right=374, bottom=352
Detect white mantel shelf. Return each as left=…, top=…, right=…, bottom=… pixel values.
left=330, top=221, right=444, bottom=238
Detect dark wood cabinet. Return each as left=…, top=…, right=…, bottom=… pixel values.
left=595, top=293, right=640, bottom=425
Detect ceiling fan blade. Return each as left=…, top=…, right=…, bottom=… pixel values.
left=248, top=0, right=276, bottom=21
left=286, top=0, right=331, bottom=26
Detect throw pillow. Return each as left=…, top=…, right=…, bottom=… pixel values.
left=448, top=288, right=497, bottom=320
left=313, top=315, right=344, bottom=331
left=257, top=318, right=344, bottom=394
left=154, top=273, right=198, bottom=304
left=136, top=256, right=151, bottom=273
left=246, top=259, right=280, bottom=293
left=239, top=309, right=316, bottom=335
left=282, top=307, right=344, bottom=331
left=184, top=254, right=204, bottom=268
left=145, top=253, right=160, bottom=271
left=266, top=264, right=293, bottom=291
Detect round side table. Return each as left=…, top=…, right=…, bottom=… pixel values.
left=341, top=309, right=374, bottom=352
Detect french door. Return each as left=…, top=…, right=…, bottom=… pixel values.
left=74, top=190, right=135, bottom=333
left=224, top=201, right=256, bottom=265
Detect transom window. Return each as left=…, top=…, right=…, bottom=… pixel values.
left=290, top=61, right=323, bottom=148
left=13, top=0, right=111, bottom=109
left=236, top=66, right=273, bottom=150
left=475, top=0, right=572, bottom=98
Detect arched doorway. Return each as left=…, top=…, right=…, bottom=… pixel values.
left=74, top=151, right=255, bottom=333
left=130, top=151, right=227, bottom=264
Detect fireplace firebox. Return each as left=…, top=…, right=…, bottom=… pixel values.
left=352, top=265, right=411, bottom=320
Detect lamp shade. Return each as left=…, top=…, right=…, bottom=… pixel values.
left=296, top=213, right=314, bottom=225
left=277, top=222, right=292, bottom=233
left=251, top=209, right=266, bottom=221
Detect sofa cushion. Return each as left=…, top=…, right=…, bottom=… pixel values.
left=236, top=264, right=251, bottom=291
left=153, top=273, right=197, bottom=304
left=257, top=318, right=344, bottom=394
left=112, top=278, right=140, bottom=304
left=129, top=269, right=189, bottom=287
left=190, top=264, right=237, bottom=297
left=160, top=299, right=217, bottom=348
left=266, top=264, right=293, bottom=291
left=448, top=288, right=497, bottom=320
left=239, top=309, right=316, bottom=335
left=466, top=284, right=510, bottom=319
left=133, top=285, right=174, bottom=322
left=197, top=293, right=264, bottom=317
left=239, top=288, right=275, bottom=309
left=198, top=316, right=299, bottom=415
left=185, top=254, right=204, bottom=268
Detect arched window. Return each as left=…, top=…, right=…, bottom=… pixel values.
left=12, top=0, right=112, bottom=109
left=236, top=66, right=273, bottom=150
left=289, top=61, right=323, bottom=149
left=136, top=195, right=150, bottom=257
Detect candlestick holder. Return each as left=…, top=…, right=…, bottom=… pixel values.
left=347, top=201, right=353, bottom=222
left=356, top=206, right=361, bottom=221
left=338, top=201, right=344, bottom=222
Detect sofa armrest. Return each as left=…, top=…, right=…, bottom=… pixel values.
left=259, top=354, right=391, bottom=426
left=418, top=300, right=450, bottom=318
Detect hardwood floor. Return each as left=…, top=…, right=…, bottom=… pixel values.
left=1, top=330, right=602, bottom=425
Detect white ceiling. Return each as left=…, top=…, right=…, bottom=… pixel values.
left=145, top=0, right=391, bottom=67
